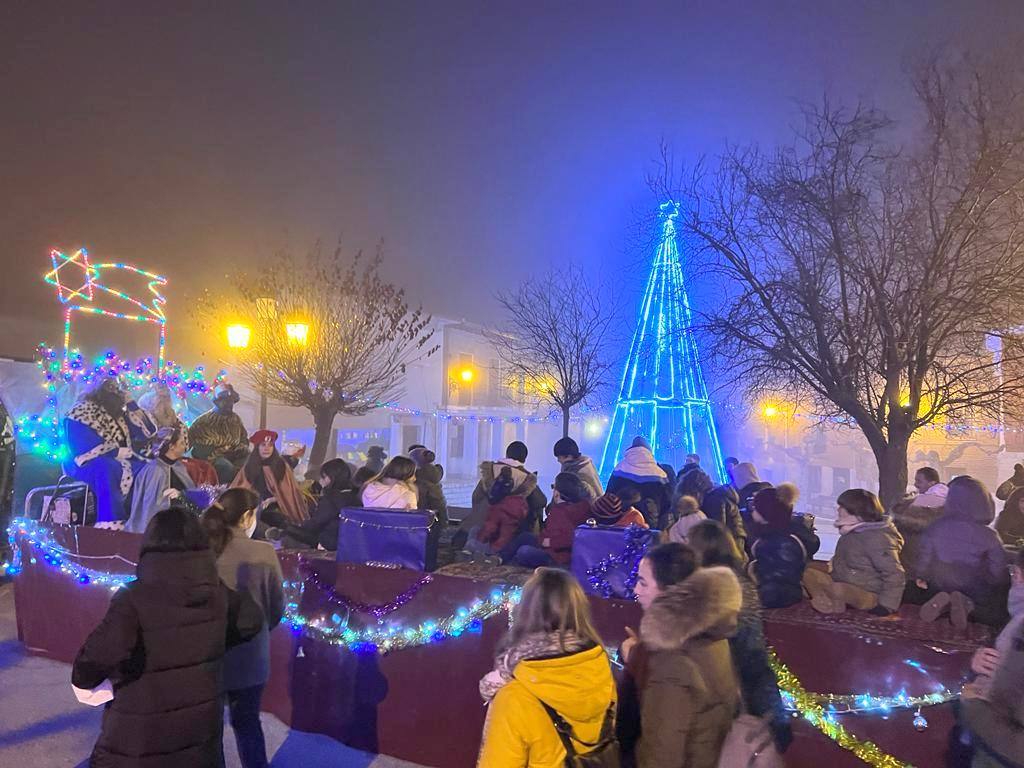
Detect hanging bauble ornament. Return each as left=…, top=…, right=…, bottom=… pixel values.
left=913, top=709, right=928, bottom=731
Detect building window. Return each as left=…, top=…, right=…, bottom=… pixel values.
left=449, top=423, right=465, bottom=459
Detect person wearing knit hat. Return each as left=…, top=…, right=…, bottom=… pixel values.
left=407, top=445, right=448, bottom=526
left=746, top=483, right=820, bottom=609
left=553, top=436, right=603, bottom=501
left=592, top=490, right=649, bottom=529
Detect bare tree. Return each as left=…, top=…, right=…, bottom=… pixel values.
left=193, top=242, right=437, bottom=471
left=488, top=265, right=617, bottom=438
left=653, top=54, right=1024, bottom=508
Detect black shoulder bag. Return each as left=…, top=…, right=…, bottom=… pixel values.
left=538, top=700, right=620, bottom=768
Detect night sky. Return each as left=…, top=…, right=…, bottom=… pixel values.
left=3, top=1, right=1022, bottom=364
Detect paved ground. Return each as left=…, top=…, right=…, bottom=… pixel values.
left=0, top=582, right=424, bottom=768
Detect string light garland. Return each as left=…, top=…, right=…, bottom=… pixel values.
left=45, top=249, right=170, bottom=369
left=4, top=518, right=137, bottom=590
left=338, top=512, right=436, bottom=531
left=302, top=565, right=434, bottom=623
left=13, top=345, right=225, bottom=463
left=585, top=524, right=653, bottom=600
left=283, top=579, right=522, bottom=655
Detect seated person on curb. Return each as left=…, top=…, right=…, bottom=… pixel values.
left=266, top=458, right=361, bottom=550
left=506, top=472, right=594, bottom=568
left=592, top=485, right=650, bottom=529
left=960, top=548, right=1024, bottom=767
left=126, top=424, right=198, bottom=533
left=803, top=489, right=905, bottom=616
left=408, top=445, right=449, bottom=526
left=747, top=483, right=820, bottom=609
left=996, top=486, right=1024, bottom=550
left=465, top=467, right=528, bottom=563
left=665, top=495, right=707, bottom=545
left=360, top=456, right=420, bottom=510
left=909, top=475, right=1010, bottom=629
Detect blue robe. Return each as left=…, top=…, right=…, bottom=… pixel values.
left=62, top=402, right=143, bottom=524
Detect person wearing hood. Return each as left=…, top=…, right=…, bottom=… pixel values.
left=71, top=507, right=263, bottom=768
left=627, top=545, right=742, bottom=768
left=731, top=462, right=773, bottom=533
left=802, top=489, right=906, bottom=616
left=747, top=484, right=820, bottom=609
left=670, top=467, right=714, bottom=528
left=477, top=568, right=616, bottom=767
left=553, top=437, right=603, bottom=500
left=911, top=475, right=1010, bottom=628
left=607, top=437, right=670, bottom=525
left=408, top=445, right=449, bottom=526
left=700, top=485, right=748, bottom=564
left=960, top=549, right=1024, bottom=768
left=995, top=486, right=1024, bottom=549
left=360, top=455, right=419, bottom=510
left=201, top=489, right=284, bottom=768
left=456, top=442, right=548, bottom=547
left=665, top=495, right=707, bottom=545
left=126, top=424, right=198, bottom=533
left=467, top=466, right=530, bottom=562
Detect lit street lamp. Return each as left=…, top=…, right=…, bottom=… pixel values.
left=225, top=316, right=309, bottom=429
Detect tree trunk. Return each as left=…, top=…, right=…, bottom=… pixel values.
left=562, top=407, right=571, bottom=439
left=308, top=407, right=336, bottom=476
left=874, top=437, right=909, bottom=511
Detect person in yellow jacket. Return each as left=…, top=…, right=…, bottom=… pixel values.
left=477, top=568, right=616, bottom=767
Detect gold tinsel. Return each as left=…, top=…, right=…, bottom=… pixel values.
left=768, top=649, right=918, bottom=768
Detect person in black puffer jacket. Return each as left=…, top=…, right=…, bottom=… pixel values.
left=747, top=484, right=819, bottom=609
left=72, top=507, right=264, bottom=768
left=266, top=458, right=361, bottom=550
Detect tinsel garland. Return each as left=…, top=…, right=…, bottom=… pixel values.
left=585, top=524, right=652, bottom=599
left=769, top=649, right=918, bottom=768
left=302, top=563, right=434, bottom=623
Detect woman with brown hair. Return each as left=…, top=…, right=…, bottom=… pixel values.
left=230, top=429, right=310, bottom=524
left=477, top=568, right=617, bottom=767
left=201, top=488, right=284, bottom=768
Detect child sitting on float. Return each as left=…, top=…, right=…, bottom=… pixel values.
left=802, top=489, right=905, bottom=616
left=592, top=486, right=649, bottom=529
left=746, top=483, right=820, bottom=609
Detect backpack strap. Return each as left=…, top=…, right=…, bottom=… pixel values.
left=537, top=699, right=616, bottom=758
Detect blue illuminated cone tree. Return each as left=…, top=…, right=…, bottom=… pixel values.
left=600, top=202, right=725, bottom=481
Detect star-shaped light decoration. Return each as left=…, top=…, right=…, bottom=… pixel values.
left=44, top=248, right=95, bottom=304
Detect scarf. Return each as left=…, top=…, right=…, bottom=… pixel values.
left=231, top=464, right=310, bottom=524
left=479, top=630, right=591, bottom=703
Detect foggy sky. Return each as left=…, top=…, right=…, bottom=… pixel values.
left=2, top=0, right=1023, bottom=364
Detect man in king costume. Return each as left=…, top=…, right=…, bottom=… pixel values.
left=62, top=378, right=146, bottom=527
left=188, top=383, right=250, bottom=483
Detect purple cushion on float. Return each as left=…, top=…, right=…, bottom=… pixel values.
left=570, top=524, right=660, bottom=599
left=335, top=507, right=437, bottom=571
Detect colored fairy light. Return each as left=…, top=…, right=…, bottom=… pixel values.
left=12, top=344, right=226, bottom=463
left=600, top=202, right=726, bottom=481
left=45, top=248, right=169, bottom=369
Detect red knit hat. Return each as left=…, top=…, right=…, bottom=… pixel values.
left=592, top=493, right=623, bottom=522
left=752, top=484, right=798, bottom=530
left=249, top=429, right=278, bottom=446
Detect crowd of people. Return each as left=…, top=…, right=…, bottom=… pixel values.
left=59, top=378, right=1024, bottom=768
